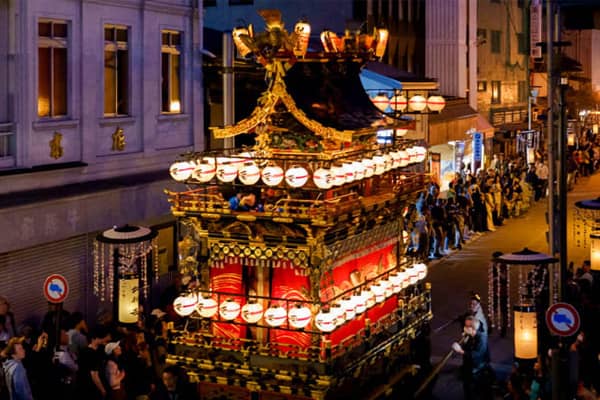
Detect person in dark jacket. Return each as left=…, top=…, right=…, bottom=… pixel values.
left=149, top=366, right=198, bottom=400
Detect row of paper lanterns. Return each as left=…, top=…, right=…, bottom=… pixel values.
left=172, top=263, right=427, bottom=332
left=169, top=146, right=427, bottom=188
left=371, top=94, right=446, bottom=114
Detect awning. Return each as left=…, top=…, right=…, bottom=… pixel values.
left=428, top=101, right=478, bottom=145
left=359, top=68, right=402, bottom=96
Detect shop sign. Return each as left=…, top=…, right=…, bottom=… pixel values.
left=454, top=141, right=465, bottom=172
left=472, top=132, right=483, bottom=172
left=530, top=0, right=542, bottom=59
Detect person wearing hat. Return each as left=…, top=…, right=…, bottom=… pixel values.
left=104, top=341, right=126, bottom=400
left=2, top=336, right=34, bottom=400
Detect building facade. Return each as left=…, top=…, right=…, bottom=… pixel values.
left=0, top=0, right=202, bottom=326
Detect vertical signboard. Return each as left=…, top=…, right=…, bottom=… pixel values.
left=430, top=152, right=441, bottom=184
left=530, top=0, right=542, bottom=59
left=472, top=132, right=483, bottom=172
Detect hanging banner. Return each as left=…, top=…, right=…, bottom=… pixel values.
left=454, top=141, right=465, bottom=172
left=472, top=132, right=483, bottom=172
left=530, top=0, right=542, bottom=59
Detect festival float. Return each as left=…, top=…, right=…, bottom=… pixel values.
left=165, top=10, right=440, bottom=400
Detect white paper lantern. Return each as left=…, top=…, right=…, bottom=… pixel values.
left=390, top=94, right=408, bottom=112
left=264, top=305, right=287, bottom=327
left=341, top=297, right=356, bottom=321
left=389, top=272, right=402, bottom=294
left=408, top=95, right=427, bottom=112
left=288, top=304, right=313, bottom=329
left=313, top=168, right=333, bottom=189
left=216, top=159, right=238, bottom=183
left=352, top=161, right=366, bottom=181
left=352, top=292, right=367, bottom=314
left=173, top=292, right=198, bottom=317
left=382, top=153, right=393, bottom=172
left=406, top=147, right=418, bottom=164
left=241, top=301, right=264, bottom=324
left=192, top=161, right=216, bottom=183
left=342, top=162, right=356, bottom=183
left=389, top=151, right=401, bottom=169
left=415, top=263, right=428, bottom=281
left=238, top=161, right=261, bottom=185
left=406, top=265, right=419, bottom=285
left=413, top=146, right=427, bottom=163
left=398, top=150, right=410, bottom=167
left=285, top=165, right=309, bottom=188
left=170, top=161, right=195, bottom=182
left=363, top=288, right=376, bottom=308
left=380, top=278, right=393, bottom=298
left=219, top=299, right=241, bottom=321
left=197, top=295, right=218, bottom=318
left=330, top=303, right=345, bottom=327
left=228, top=157, right=246, bottom=172
left=261, top=165, right=284, bottom=186
left=399, top=269, right=410, bottom=289
left=362, top=158, right=375, bottom=178
left=370, top=283, right=385, bottom=303
left=314, top=308, right=337, bottom=333
left=371, top=93, right=390, bottom=112
left=330, top=164, right=346, bottom=186
left=372, top=156, right=386, bottom=175
left=426, top=95, right=446, bottom=112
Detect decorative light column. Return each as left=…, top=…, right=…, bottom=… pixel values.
left=575, top=198, right=600, bottom=271
left=94, top=225, right=159, bottom=324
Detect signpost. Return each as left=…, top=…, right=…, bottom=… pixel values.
left=43, top=274, right=69, bottom=351
left=545, top=302, right=580, bottom=337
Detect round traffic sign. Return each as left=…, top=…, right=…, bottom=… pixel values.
left=43, top=274, right=69, bottom=304
left=545, top=302, right=580, bottom=337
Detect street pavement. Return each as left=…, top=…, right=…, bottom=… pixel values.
left=422, top=171, right=600, bottom=399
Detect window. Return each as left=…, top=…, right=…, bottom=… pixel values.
left=38, top=20, right=68, bottom=118
left=518, top=81, right=528, bottom=102
left=229, top=0, right=253, bottom=5
left=203, top=0, right=217, bottom=6
left=517, top=33, right=527, bottom=55
left=517, top=0, right=525, bottom=8
left=477, top=81, right=487, bottom=92
left=477, top=29, right=487, bottom=40
left=491, top=30, right=501, bottom=53
left=161, top=31, right=182, bottom=114
left=104, top=25, right=129, bottom=116
left=491, top=81, right=501, bottom=104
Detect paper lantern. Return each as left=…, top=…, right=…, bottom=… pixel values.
left=293, top=20, right=311, bottom=57
left=352, top=161, right=366, bottom=181
left=591, top=232, right=600, bottom=271
left=389, top=272, right=402, bottom=294
left=382, top=153, right=393, bottom=172
left=288, top=304, right=312, bottom=329
left=361, top=158, right=375, bottom=178
left=241, top=301, right=264, bottom=324
left=330, top=303, right=345, bottom=327
left=426, top=96, right=446, bottom=112
left=406, top=265, right=419, bottom=285
left=408, top=95, right=427, bottom=112
left=514, top=305, right=537, bottom=359
left=315, top=308, right=337, bottom=332
left=380, top=278, right=393, bottom=298
left=399, top=269, right=410, bottom=289
left=352, top=292, right=367, bottom=314
left=390, top=94, right=408, bottom=112
left=371, top=283, right=386, bottom=303
left=412, top=146, right=427, bottom=163
left=342, top=162, right=356, bottom=183
left=398, top=150, right=409, bottom=167
left=216, top=159, right=238, bottom=183
left=173, top=292, right=198, bottom=317
left=340, top=297, right=356, bottom=321
left=330, top=164, right=346, bottom=186
left=264, top=305, right=287, bottom=327
left=371, top=93, right=390, bottom=112
left=389, top=151, right=401, bottom=169
left=219, top=299, right=241, bottom=321
left=197, top=295, right=218, bottom=318
left=118, top=279, right=139, bottom=324
left=170, top=161, right=195, bottom=182
left=262, top=165, right=284, bottom=186
left=285, top=165, right=309, bottom=188
left=192, top=161, right=216, bottom=183
left=238, top=161, right=261, bottom=185
left=362, top=288, right=376, bottom=308
left=406, top=147, right=418, bottom=164
left=414, top=263, right=428, bottom=281
left=313, top=168, right=333, bottom=190
left=372, top=156, right=386, bottom=175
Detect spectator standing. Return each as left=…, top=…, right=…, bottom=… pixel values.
left=2, top=337, right=34, bottom=400
left=0, top=297, right=16, bottom=340
left=104, top=341, right=127, bottom=400
left=534, top=160, right=548, bottom=201
left=66, top=311, right=88, bottom=361
left=75, top=327, right=111, bottom=400
left=149, top=366, right=198, bottom=400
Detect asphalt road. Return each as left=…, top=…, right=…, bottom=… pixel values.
left=423, top=171, right=600, bottom=399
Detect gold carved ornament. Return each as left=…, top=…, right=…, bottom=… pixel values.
left=111, top=126, right=126, bottom=151
left=49, top=131, right=64, bottom=159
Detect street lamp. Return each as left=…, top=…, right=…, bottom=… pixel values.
left=574, top=197, right=600, bottom=271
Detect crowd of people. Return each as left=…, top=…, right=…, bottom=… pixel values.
left=405, top=153, right=551, bottom=261
left=0, top=296, right=198, bottom=400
